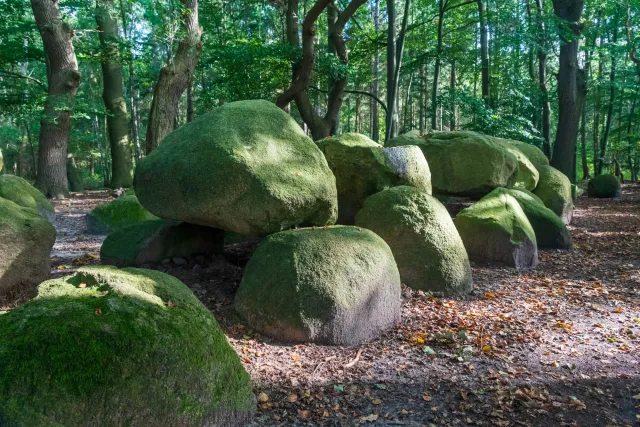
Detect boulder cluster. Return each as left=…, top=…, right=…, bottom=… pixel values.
left=0, top=100, right=584, bottom=426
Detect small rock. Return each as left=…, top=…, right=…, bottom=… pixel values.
left=172, top=257, right=187, bottom=265
left=161, top=259, right=171, bottom=265
left=192, top=264, right=202, bottom=273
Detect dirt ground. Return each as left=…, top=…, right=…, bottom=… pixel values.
left=49, top=185, right=640, bottom=427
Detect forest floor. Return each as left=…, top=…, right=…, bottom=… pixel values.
left=50, top=185, right=640, bottom=427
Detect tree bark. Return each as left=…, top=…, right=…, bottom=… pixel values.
left=535, top=0, right=551, bottom=159
left=31, top=0, right=81, bottom=199
left=431, top=0, right=445, bottom=130
left=477, top=0, right=490, bottom=106
left=449, top=61, right=457, bottom=130
left=145, top=0, right=202, bottom=154
left=371, top=0, right=380, bottom=141
left=550, top=0, right=585, bottom=181
left=597, top=9, right=619, bottom=175
left=96, top=0, right=133, bottom=188
left=419, top=62, right=426, bottom=132
left=386, top=0, right=397, bottom=140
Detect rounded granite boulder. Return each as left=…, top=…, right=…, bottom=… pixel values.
left=492, top=137, right=539, bottom=191
left=388, top=131, right=519, bottom=197
left=533, top=166, right=574, bottom=225
left=316, top=133, right=431, bottom=224
left=0, top=175, right=55, bottom=222
left=587, top=174, right=621, bottom=198
left=355, top=186, right=472, bottom=296
left=454, top=190, right=538, bottom=271
left=0, top=197, right=56, bottom=301
left=0, top=266, right=255, bottom=426
left=86, top=195, right=158, bottom=235
left=134, top=100, right=338, bottom=236
left=235, top=226, right=401, bottom=346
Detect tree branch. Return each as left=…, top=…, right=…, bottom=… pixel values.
left=0, top=70, right=46, bottom=89
left=445, top=0, right=476, bottom=12
left=626, top=2, right=640, bottom=65
left=310, top=85, right=388, bottom=115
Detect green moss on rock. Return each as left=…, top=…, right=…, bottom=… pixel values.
left=0, top=175, right=55, bottom=221
left=316, top=133, right=431, bottom=224
left=100, top=220, right=224, bottom=267
left=454, top=191, right=538, bottom=270
left=0, top=266, right=255, bottom=426
left=587, top=174, right=621, bottom=198
left=235, top=226, right=401, bottom=345
left=86, top=195, right=158, bottom=235
left=355, top=186, right=472, bottom=296
left=388, top=131, right=519, bottom=197
left=533, top=166, right=573, bottom=224
left=508, top=141, right=549, bottom=169
left=134, top=100, right=338, bottom=236
left=0, top=198, right=56, bottom=301
left=490, top=188, right=572, bottom=250
left=492, top=138, right=539, bottom=191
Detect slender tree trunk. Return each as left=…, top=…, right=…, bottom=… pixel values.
left=449, top=61, right=457, bottom=130
left=550, top=0, right=585, bottom=181
left=535, top=0, right=551, bottom=158
left=31, top=0, right=81, bottom=199
left=431, top=0, right=444, bottom=130
left=419, top=62, right=426, bottom=132
left=96, top=0, right=133, bottom=188
left=370, top=0, right=380, bottom=141
left=187, top=78, right=194, bottom=123
left=386, top=0, right=396, bottom=140
left=145, top=0, right=202, bottom=153
left=597, top=9, right=619, bottom=175
left=386, top=0, right=411, bottom=141
left=477, top=0, right=490, bottom=106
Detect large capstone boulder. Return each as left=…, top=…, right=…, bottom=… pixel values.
left=0, top=266, right=255, bottom=426
left=355, top=186, right=472, bottom=296
left=588, top=174, right=621, bottom=198
left=135, top=100, right=338, bottom=236
left=454, top=190, right=538, bottom=271
left=388, top=131, right=518, bottom=197
left=492, top=138, right=539, bottom=191
left=508, top=141, right=549, bottom=169
left=533, top=166, right=573, bottom=224
left=490, top=188, right=572, bottom=250
left=0, top=197, right=56, bottom=301
left=316, top=133, right=431, bottom=224
left=235, top=226, right=401, bottom=345
left=0, top=175, right=55, bottom=221
left=86, top=195, right=158, bottom=235
left=100, top=220, right=224, bottom=267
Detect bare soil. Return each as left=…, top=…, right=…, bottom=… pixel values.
left=49, top=186, right=640, bottom=427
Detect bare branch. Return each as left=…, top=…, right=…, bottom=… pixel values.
left=0, top=70, right=47, bottom=89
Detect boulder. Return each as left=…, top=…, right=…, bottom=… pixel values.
left=235, top=226, right=401, bottom=345
left=0, top=175, right=55, bottom=221
left=492, top=138, right=539, bottom=190
left=587, top=174, right=621, bottom=198
left=388, top=131, right=518, bottom=197
left=533, top=166, right=573, bottom=224
left=355, top=186, right=472, bottom=296
left=86, top=195, right=158, bottom=235
left=508, top=141, right=549, bottom=169
left=316, top=133, right=431, bottom=224
left=0, top=197, right=56, bottom=301
left=0, top=266, right=255, bottom=426
left=454, top=191, right=538, bottom=270
left=100, top=220, right=224, bottom=267
left=491, top=188, right=572, bottom=250
left=135, top=100, right=338, bottom=236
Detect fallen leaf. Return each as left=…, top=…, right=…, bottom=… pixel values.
left=360, top=414, right=378, bottom=422
left=371, top=398, right=382, bottom=405
left=257, top=392, right=269, bottom=403
left=95, top=307, right=102, bottom=316
left=422, top=392, right=433, bottom=401
left=291, top=352, right=300, bottom=361
left=287, top=393, right=297, bottom=403
left=78, top=283, right=87, bottom=288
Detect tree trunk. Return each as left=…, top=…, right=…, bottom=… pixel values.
left=370, top=0, right=380, bottom=141
left=550, top=0, right=585, bottom=181
left=96, top=0, right=133, bottom=188
left=597, top=9, right=619, bottom=175
left=449, top=61, right=457, bottom=131
left=31, top=0, right=81, bottom=199
left=419, top=62, right=426, bottom=132
left=431, top=0, right=445, bottom=130
left=386, top=0, right=396, bottom=140
left=477, top=0, right=490, bottom=106
left=145, top=0, right=202, bottom=154
left=535, top=0, right=551, bottom=159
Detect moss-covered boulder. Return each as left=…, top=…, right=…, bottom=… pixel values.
left=101, top=220, right=224, bottom=267
left=388, top=131, right=518, bottom=197
left=508, top=141, right=549, bottom=169
left=454, top=191, right=538, bottom=270
left=533, top=166, right=573, bottom=224
left=0, top=266, right=255, bottom=426
left=0, top=175, right=55, bottom=221
left=135, top=100, right=338, bottom=236
left=316, top=133, right=431, bottom=224
left=86, top=195, right=158, bottom=235
left=235, top=226, right=401, bottom=345
left=587, top=174, right=621, bottom=198
left=493, top=138, right=539, bottom=191
left=0, top=197, right=56, bottom=301
left=355, top=186, right=472, bottom=296
left=490, top=188, right=572, bottom=250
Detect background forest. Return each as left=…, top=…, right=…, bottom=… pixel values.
left=1, top=0, right=639, bottom=193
